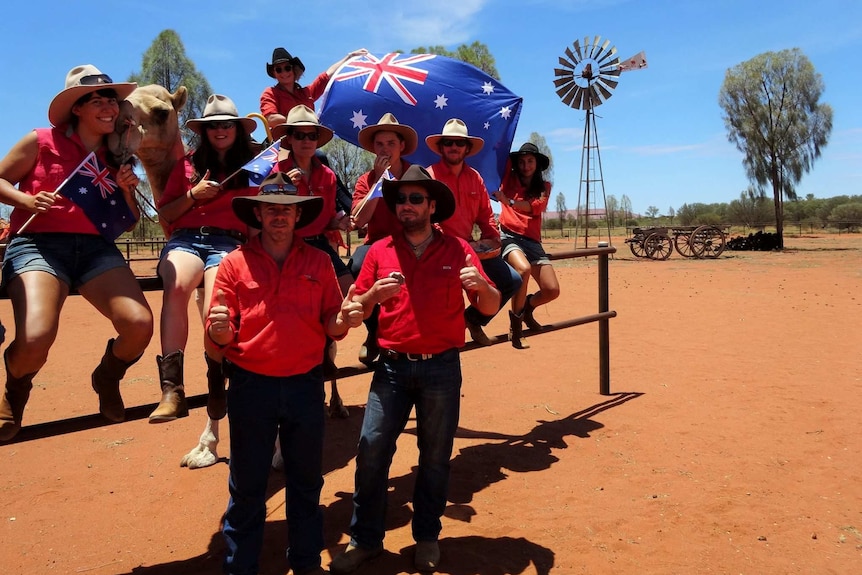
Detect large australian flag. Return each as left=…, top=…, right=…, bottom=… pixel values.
left=57, top=152, right=134, bottom=241
left=319, top=53, right=522, bottom=193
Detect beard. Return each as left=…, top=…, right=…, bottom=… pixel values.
left=399, top=215, right=429, bottom=233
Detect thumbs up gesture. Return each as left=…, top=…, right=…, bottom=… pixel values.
left=460, top=253, right=486, bottom=291
left=339, top=284, right=365, bottom=328
left=207, top=289, right=233, bottom=345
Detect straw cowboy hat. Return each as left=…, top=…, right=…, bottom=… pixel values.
left=425, top=118, right=484, bottom=157
left=266, top=47, right=305, bottom=79
left=357, top=113, right=418, bottom=155
left=271, top=105, right=334, bottom=147
left=48, top=64, right=137, bottom=127
left=381, top=164, right=455, bottom=223
left=232, top=172, right=323, bottom=230
left=185, top=94, right=257, bottom=135
left=509, top=142, right=550, bottom=171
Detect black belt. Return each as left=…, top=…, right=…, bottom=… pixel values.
left=175, top=227, right=246, bottom=242
left=380, top=348, right=455, bottom=362
left=303, top=234, right=328, bottom=243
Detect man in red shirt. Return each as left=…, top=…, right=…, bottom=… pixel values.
left=206, top=172, right=364, bottom=575
left=349, top=112, right=417, bottom=365
left=330, top=165, right=500, bottom=574
left=425, top=118, right=523, bottom=346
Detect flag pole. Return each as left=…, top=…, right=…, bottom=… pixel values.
left=15, top=153, right=91, bottom=234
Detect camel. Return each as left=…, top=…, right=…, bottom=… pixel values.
left=111, top=84, right=348, bottom=470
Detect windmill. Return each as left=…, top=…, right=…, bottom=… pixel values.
left=554, top=36, right=647, bottom=247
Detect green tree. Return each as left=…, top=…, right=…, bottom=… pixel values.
left=527, top=131, right=554, bottom=185
left=828, top=202, right=862, bottom=231
left=129, top=29, right=212, bottom=149
left=555, top=192, right=566, bottom=233
left=646, top=206, right=659, bottom=219
left=321, top=137, right=374, bottom=193
left=719, top=48, right=833, bottom=248
left=411, top=41, right=499, bottom=80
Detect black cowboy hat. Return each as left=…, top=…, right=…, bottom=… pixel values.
left=232, top=172, right=322, bottom=230
left=266, top=47, right=306, bottom=79
left=509, top=142, right=550, bottom=172
left=381, top=165, right=455, bottom=223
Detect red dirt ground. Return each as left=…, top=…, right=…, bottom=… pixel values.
left=1, top=233, right=860, bottom=575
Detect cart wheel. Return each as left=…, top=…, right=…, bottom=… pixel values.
left=674, top=232, right=698, bottom=257
left=628, top=238, right=647, bottom=258
left=691, top=225, right=727, bottom=258
left=644, top=233, right=672, bottom=260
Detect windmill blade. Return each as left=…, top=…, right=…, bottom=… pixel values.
left=573, top=39, right=584, bottom=61
left=553, top=74, right=575, bottom=88
left=597, top=46, right=618, bottom=66
left=597, top=76, right=619, bottom=91
left=558, top=55, right=575, bottom=70
left=595, top=82, right=614, bottom=101
left=559, top=83, right=578, bottom=107
left=563, top=48, right=577, bottom=67
left=599, top=56, right=621, bottom=74
left=573, top=87, right=586, bottom=110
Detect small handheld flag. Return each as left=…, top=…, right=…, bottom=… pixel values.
left=241, top=140, right=281, bottom=185
left=57, top=152, right=134, bottom=240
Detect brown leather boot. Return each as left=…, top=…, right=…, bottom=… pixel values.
left=0, top=350, right=37, bottom=441
left=522, top=294, right=543, bottom=331
left=149, top=350, right=188, bottom=423
left=509, top=310, right=530, bottom=350
left=205, top=354, right=226, bottom=420
left=92, top=339, right=139, bottom=423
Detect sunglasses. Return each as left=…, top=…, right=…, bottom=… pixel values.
left=79, top=73, right=114, bottom=86
left=395, top=192, right=429, bottom=205
left=260, top=184, right=298, bottom=195
left=206, top=121, right=236, bottom=130
left=273, top=65, right=293, bottom=74
left=291, top=131, right=319, bottom=141
left=440, top=138, right=468, bottom=148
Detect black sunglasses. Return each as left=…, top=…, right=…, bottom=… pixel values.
left=273, top=65, right=293, bottom=74
left=291, top=131, right=319, bottom=141
left=206, top=121, right=236, bottom=130
left=260, top=184, right=298, bottom=195
left=395, top=192, right=429, bottom=205
left=440, top=138, right=468, bottom=148
left=79, top=74, right=114, bottom=86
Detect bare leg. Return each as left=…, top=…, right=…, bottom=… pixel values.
left=529, top=263, right=561, bottom=308
left=5, top=271, right=68, bottom=376
left=505, top=249, right=532, bottom=314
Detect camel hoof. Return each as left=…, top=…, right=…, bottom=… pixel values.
left=180, top=444, right=218, bottom=469
left=329, top=402, right=349, bottom=419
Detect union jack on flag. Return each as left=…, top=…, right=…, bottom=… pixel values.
left=242, top=140, right=281, bottom=185
left=320, top=53, right=522, bottom=193
left=57, top=152, right=134, bottom=241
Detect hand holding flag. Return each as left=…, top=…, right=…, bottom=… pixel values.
left=218, top=139, right=282, bottom=187
left=353, top=168, right=392, bottom=229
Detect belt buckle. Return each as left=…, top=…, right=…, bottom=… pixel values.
left=405, top=353, right=432, bottom=361
left=198, top=226, right=210, bottom=235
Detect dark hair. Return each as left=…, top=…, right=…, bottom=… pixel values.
left=513, top=157, right=547, bottom=200
left=73, top=88, right=119, bottom=107
left=191, top=130, right=256, bottom=189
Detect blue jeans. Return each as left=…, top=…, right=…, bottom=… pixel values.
left=349, top=348, right=462, bottom=547
left=222, top=364, right=325, bottom=575
left=465, top=255, right=522, bottom=326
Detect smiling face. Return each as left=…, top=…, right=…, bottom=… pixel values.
left=205, top=121, right=237, bottom=153
left=254, top=203, right=300, bottom=243
left=395, top=183, right=435, bottom=233
left=373, top=130, right=406, bottom=163
left=517, top=154, right=538, bottom=180
left=273, top=63, right=296, bottom=89
left=72, top=90, right=120, bottom=136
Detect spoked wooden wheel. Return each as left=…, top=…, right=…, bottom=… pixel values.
left=644, top=232, right=672, bottom=260
left=674, top=232, right=698, bottom=257
left=691, top=225, right=727, bottom=258
left=628, top=239, right=647, bottom=258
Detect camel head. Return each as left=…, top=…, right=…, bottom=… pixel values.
left=109, top=84, right=188, bottom=172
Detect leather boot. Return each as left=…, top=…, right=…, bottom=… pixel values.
left=205, top=354, right=226, bottom=420
left=523, top=294, right=543, bottom=331
left=149, top=350, right=188, bottom=423
left=0, top=350, right=37, bottom=441
left=509, top=310, right=530, bottom=350
left=91, top=339, right=139, bottom=423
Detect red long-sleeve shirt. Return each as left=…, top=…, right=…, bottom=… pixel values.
left=426, top=160, right=499, bottom=242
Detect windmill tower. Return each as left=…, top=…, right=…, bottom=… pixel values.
left=554, top=37, right=647, bottom=248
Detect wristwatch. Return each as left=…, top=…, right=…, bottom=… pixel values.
left=508, top=198, right=515, bottom=207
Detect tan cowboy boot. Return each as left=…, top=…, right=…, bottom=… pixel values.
left=149, top=350, right=188, bottom=423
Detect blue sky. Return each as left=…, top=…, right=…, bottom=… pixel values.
left=1, top=0, right=859, bottom=215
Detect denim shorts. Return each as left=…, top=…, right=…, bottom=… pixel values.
left=2, top=233, right=129, bottom=290
left=500, top=227, right=551, bottom=265
left=159, top=230, right=242, bottom=272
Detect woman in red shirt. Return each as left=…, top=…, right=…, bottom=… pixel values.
left=149, top=95, right=258, bottom=424
left=0, top=65, right=153, bottom=440
left=495, top=143, right=561, bottom=349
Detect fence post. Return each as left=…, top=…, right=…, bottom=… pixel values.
left=597, top=242, right=611, bottom=395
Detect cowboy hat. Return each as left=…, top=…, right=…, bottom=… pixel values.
left=48, top=64, right=137, bottom=127
left=185, top=94, right=257, bottom=135
left=381, top=165, right=455, bottom=223
left=266, top=47, right=306, bottom=79
left=425, top=118, right=484, bottom=157
left=232, top=172, right=323, bottom=230
left=509, top=142, right=550, bottom=172
left=357, top=113, right=418, bottom=155
left=271, top=105, right=334, bottom=147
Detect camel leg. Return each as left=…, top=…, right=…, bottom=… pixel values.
left=328, top=379, right=349, bottom=419
left=180, top=417, right=220, bottom=469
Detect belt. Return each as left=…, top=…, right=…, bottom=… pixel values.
left=379, top=348, right=454, bottom=362
left=175, top=227, right=246, bottom=242
left=302, top=234, right=328, bottom=243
